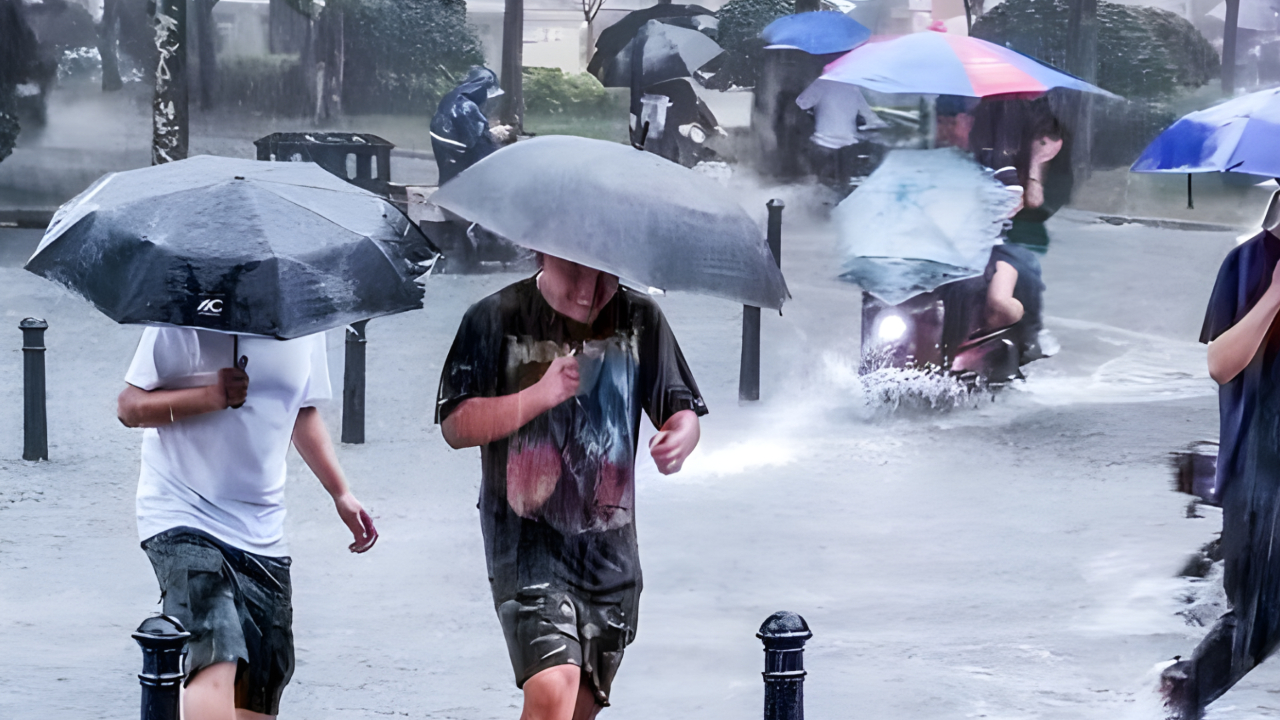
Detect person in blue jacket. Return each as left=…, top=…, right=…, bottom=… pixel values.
left=431, top=67, right=511, bottom=184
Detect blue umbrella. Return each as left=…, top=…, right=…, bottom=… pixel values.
left=760, top=11, right=870, bottom=56
left=1131, top=86, right=1280, bottom=178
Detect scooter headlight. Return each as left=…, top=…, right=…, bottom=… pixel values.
left=876, top=314, right=908, bottom=344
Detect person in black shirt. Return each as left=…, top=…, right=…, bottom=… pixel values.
left=437, top=253, right=706, bottom=720
left=1162, top=229, right=1280, bottom=720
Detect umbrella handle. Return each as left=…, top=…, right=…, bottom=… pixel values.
left=631, top=121, right=651, bottom=151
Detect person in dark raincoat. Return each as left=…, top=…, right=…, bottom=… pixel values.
left=436, top=253, right=705, bottom=720
left=1162, top=214, right=1280, bottom=720
left=431, top=67, right=510, bottom=184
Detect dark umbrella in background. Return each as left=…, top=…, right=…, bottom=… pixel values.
left=25, top=156, right=436, bottom=344
left=596, top=19, right=724, bottom=89
left=431, top=135, right=789, bottom=310
left=587, top=3, right=716, bottom=80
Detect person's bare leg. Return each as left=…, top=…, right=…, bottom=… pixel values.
left=183, top=662, right=237, bottom=720
left=235, top=710, right=275, bottom=720
left=521, top=665, right=581, bottom=720
left=571, top=678, right=603, bottom=720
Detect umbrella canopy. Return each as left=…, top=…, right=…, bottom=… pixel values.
left=834, top=147, right=1022, bottom=304
left=588, top=3, right=715, bottom=79
left=431, top=135, right=790, bottom=310
left=26, top=155, right=433, bottom=339
left=596, top=20, right=723, bottom=89
left=1131, top=86, right=1280, bottom=177
left=760, top=11, right=871, bottom=55
left=820, top=30, right=1118, bottom=98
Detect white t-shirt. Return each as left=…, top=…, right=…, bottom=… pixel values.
left=125, top=327, right=332, bottom=557
left=796, top=80, right=888, bottom=149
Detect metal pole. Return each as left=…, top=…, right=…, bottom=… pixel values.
left=20, top=318, right=48, bottom=461
left=133, top=615, right=189, bottom=720
left=342, top=320, right=368, bottom=444
left=758, top=611, right=812, bottom=720
left=739, top=199, right=784, bottom=402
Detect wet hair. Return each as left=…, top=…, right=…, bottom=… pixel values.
left=968, top=95, right=1067, bottom=186
left=936, top=94, right=979, bottom=118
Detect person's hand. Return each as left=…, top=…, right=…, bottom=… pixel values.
left=214, top=367, right=249, bottom=409
left=1030, top=136, right=1063, bottom=166
left=649, top=410, right=700, bottom=475
left=490, top=125, right=515, bottom=144
left=335, top=492, right=378, bottom=553
left=534, top=354, right=580, bottom=408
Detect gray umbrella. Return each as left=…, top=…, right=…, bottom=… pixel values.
left=431, top=135, right=789, bottom=310
left=599, top=20, right=723, bottom=89
left=26, top=155, right=434, bottom=339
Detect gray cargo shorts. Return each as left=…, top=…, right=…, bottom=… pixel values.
left=141, top=527, right=294, bottom=716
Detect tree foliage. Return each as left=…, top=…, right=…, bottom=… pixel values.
left=523, top=67, right=616, bottom=116
left=342, top=0, right=485, bottom=113
left=715, top=0, right=792, bottom=54
left=971, top=0, right=1218, bottom=98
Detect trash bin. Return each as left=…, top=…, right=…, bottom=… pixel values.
left=254, top=132, right=394, bottom=196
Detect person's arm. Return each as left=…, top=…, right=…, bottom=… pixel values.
left=1208, top=261, right=1280, bottom=384
left=648, top=409, right=700, bottom=475
left=292, top=406, right=378, bottom=553
left=441, top=355, right=580, bottom=449
left=984, top=260, right=1025, bottom=330
left=1024, top=136, right=1063, bottom=209
left=117, top=368, right=248, bottom=428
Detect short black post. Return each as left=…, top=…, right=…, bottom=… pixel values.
left=20, top=318, right=49, bottom=461
left=342, top=320, right=368, bottom=444
left=133, top=615, right=190, bottom=720
left=758, top=611, right=811, bottom=720
left=739, top=199, right=784, bottom=402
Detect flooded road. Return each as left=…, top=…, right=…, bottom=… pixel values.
left=0, top=199, right=1265, bottom=719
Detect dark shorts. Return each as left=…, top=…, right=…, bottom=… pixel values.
left=496, top=584, right=639, bottom=706
left=141, top=527, right=294, bottom=716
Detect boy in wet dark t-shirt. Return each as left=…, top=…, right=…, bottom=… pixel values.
left=436, top=253, right=706, bottom=720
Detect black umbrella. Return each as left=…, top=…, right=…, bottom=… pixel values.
left=596, top=19, right=723, bottom=89
left=431, top=135, right=789, bottom=310
left=588, top=3, right=715, bottom=79
left=26, top=155, right=434, bottom=340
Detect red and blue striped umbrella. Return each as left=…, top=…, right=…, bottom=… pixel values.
left=819, top=30, right=1118, bottom=98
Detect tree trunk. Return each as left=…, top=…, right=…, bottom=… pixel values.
left=318, top=4, right=343, bottom=118
left=1066, top=0, right=1097, bottom=179
left=152, top=0, right=188, bottom=164
left=193, top=0, right=217, bottom=109
left=98, top=0, right=123, bottom=91
left=1222, top=0, right=1240, bottom=95
left=499, top=0, right=524, bottom=130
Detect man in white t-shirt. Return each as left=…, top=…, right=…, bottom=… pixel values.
left=118, top=326, right=378, bottom=720
left=796, top=79, right=888, bottom=185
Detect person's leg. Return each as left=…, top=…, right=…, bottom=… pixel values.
left=521, top=665, right=581, bottom=720
left=184, top=661, right=238, bottom=720
left=571, top=677, right=604, bottom=720
left=234, top=710, right=275, bottom=720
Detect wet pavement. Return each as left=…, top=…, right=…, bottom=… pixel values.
left=2, top=200, right=1271, bottom=719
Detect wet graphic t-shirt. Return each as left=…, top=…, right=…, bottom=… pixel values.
left=437, top=277, right=707, bottom=600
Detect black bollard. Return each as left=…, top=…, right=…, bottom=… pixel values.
left=342, top=320, right=368, bottom=444
left=133, top=615, right=190, bottom=720
left=20, top=318, right=48, bottom=461
left=739, top=199, right=785, bottom=402
left=758, top=611, right=812, bottom=720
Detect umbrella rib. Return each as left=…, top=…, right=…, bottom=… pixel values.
left=260, top=185, right=410, bottom=277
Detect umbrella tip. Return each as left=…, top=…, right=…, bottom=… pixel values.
left=234, top=176, right=245, bottom=180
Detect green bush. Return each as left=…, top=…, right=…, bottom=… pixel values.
left=523, top=67, right=616, bottom=116
left=342, top=0, right=485, bottom=114
left=214, top=54, right=310, bottom=115
left=971, top=0, right=1218, bottom=99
